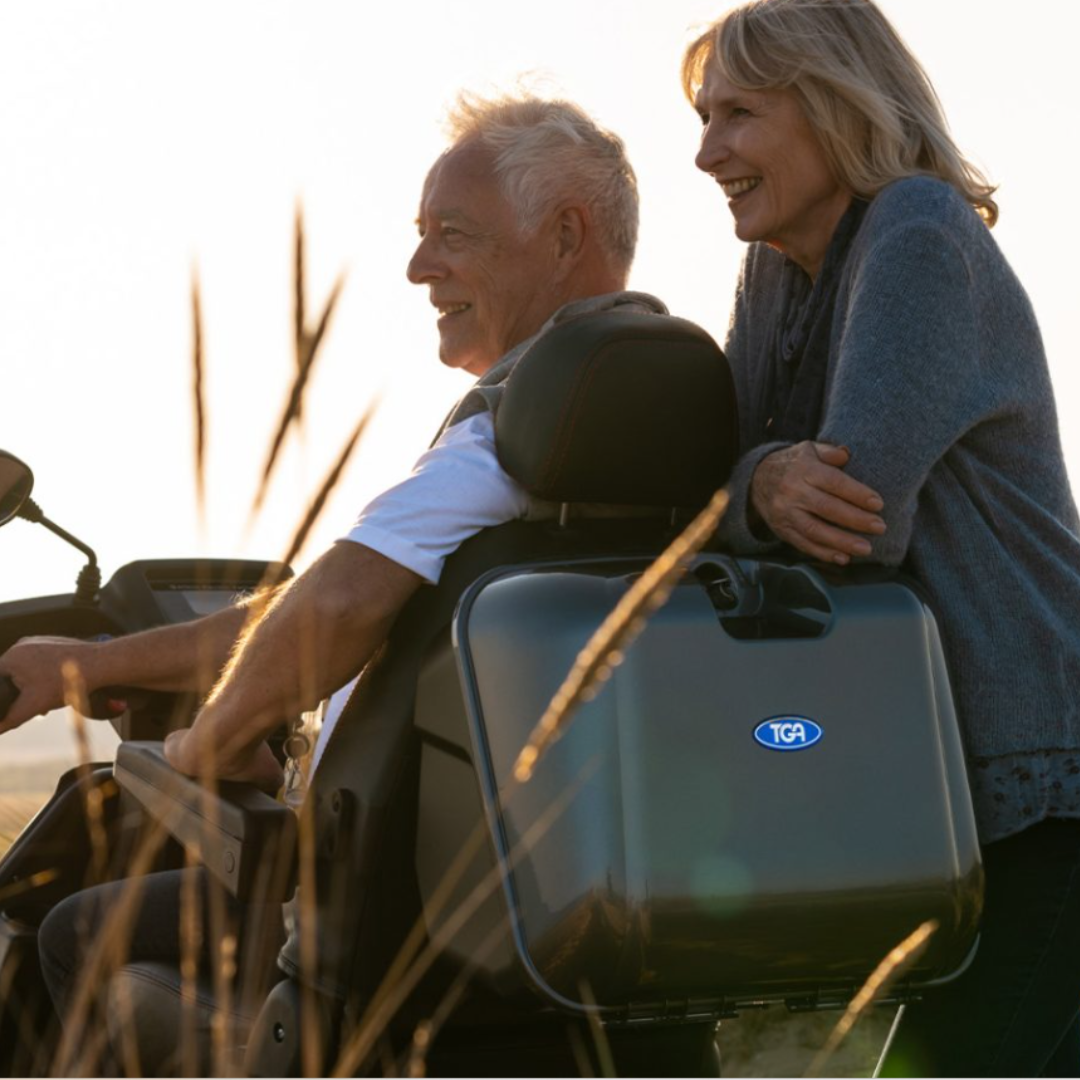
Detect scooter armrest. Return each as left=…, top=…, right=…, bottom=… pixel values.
left=114, top=740, right=297, bottom=902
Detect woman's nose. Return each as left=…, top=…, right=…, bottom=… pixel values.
left=695, top=124, right=729, bottom=175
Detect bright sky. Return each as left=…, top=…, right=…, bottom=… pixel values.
left=0, top=0, right=1077, bottom=608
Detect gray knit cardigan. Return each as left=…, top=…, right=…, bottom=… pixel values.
left=715, top=176, right=1080, bottom=764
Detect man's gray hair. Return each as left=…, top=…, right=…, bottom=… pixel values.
left=445, top=92, right=639, bottom=274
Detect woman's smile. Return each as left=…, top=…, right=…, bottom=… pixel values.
left=720, top=176, right=762, bottom=200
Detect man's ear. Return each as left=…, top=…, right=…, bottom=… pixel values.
left=552, top=203, right=589, bottom=276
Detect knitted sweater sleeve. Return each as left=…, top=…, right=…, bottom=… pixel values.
left=712, top=246, right=789, bottom=554
left=817, top=219, right=999, bottom=566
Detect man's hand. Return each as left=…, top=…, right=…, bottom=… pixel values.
left=751, top=442, right=886, bottom=564
left=0, top=636, right=97, bottom=734
left=164, top=727, right=285, bottom=793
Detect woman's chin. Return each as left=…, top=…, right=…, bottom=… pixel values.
left=730, top=212, right=765, bottom=246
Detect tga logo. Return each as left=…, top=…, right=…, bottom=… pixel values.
left=753, top=716, right=823, bottom=751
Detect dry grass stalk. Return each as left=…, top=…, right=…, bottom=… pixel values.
left=191, top=265, right=207, bottom=524
left=106, top=974, right=142, bottom=1080
left=513, top=487, right=730, bottom=783
left=249, top=207, right=347, bottom=525
left=332, top=760, right=598, bottom=1077
left=0, top=867, right=58, bottom=906
left=61, top=660, right=108, bottom=884
left=804, top=919, right=938, bottom=1079
left=280, top=401, right=377, bottom=570
left=192, top=743, right=242, bottom=1079
left=293, top=203, right=306, bottom=380
left=297, top=787, right=323, bottom=1079
left=179, top=844, right=204, bottom=1080
left=577, top=979, right=615, bottom=1079
left=406, top=1020, right=434, bottom=1078
left=568, top=1025, right=596, bottom=1079
left=298, top=273, right=344, bottom=382
left=210, top=927, right=239, bottom=1076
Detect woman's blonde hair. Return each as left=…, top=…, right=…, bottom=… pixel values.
left=682, top=0, right=998, bottom=225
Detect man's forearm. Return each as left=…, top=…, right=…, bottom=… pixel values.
left=91, top=602, right=252, bottom=694
left=165, top=543, right=422, bottom=777
left=0, top=597, right=263, bottom=735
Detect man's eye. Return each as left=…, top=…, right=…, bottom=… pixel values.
left=731, top=106, right=752, bottom=118
left=697, top=111, right=709, bottom=127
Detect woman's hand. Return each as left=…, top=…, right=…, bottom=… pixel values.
left=751, top=442, right=886, bottom=564
left=164, top=727, right=285, bottom=794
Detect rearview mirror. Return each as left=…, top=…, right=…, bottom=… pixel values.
left=0, top=451, right=34, bottom=527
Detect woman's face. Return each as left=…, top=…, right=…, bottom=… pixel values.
left=694, top=63, right=851, bottom=277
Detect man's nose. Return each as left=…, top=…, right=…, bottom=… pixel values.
left=695, top=123, right=729, bottom=175
left=406, top=235, right=445, bottom=284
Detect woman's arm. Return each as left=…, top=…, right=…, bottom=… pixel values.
left=814, top=220, right=994, bottom=565
left=711, top=243, right=886, bottom=561
left=719, top=214, right=999, bottom=567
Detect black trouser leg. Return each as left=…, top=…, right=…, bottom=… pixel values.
left=881, top=819, right=1080, bottom=1078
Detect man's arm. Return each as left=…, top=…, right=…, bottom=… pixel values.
left=163, top=412, right=519, bottom=783
left=163, top=542, right=422, bottom=781
left=0, top=599, right=261, bottom=735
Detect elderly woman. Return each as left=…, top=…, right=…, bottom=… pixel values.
left=682, top=0, right=1080, bottom=1075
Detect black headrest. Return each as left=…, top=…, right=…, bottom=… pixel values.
left=495, top=310, right=739, bottom=509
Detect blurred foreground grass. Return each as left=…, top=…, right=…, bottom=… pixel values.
left=0, top=792, right=48, bottom=857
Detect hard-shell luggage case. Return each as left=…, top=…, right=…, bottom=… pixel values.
left=414, top=554, right=983, bottom=1022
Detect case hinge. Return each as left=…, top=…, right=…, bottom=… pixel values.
left=613, top=996, right=734, bottom=1026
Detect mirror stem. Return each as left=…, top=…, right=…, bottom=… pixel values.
left=17, top=498, right=100, bottom=604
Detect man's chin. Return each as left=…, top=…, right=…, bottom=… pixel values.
left=439, top=345, right=498, bottom=378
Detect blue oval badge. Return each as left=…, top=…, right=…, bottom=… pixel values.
left=753, top=716, right=823, bottom=751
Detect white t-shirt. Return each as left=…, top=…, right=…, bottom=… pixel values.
left=310, top=410, right=527, bottom=772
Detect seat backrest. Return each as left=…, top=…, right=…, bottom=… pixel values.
left=495, top=309, right=738, bottom=509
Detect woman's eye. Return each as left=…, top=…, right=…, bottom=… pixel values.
left=731, top=106, right=752, bottom=119
left=697, top=111, right=710, bottom=127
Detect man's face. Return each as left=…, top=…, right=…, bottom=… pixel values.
left=407, top=141, right=562, bottom=377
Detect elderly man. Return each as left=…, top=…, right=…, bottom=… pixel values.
left=8, top=92, right=662, bottom=1047
left=0, top=91, right=660, bottom=791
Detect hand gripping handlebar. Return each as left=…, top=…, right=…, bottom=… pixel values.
left=0, top=675, right=18, bottom=721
